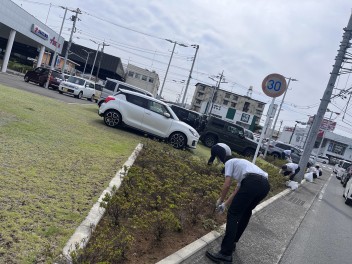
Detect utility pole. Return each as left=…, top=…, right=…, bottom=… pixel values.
left=277, top=120, right=283, bottom=138
left=95, top=42, right=109, bottom=83
left=89, top=40, right=101, bottom=80
left=159, top=39, right=188, bottom=99
left=296, top=13, right=352, bottom=182
left=264, top=77, right=297, bottom=158
left=62, top=8, right=81, bottom=74
left=45, top=6, right=67, bottom=89
left=208, top=71, right=225, bottom=115
left=182, top=44, right=199, bottom=107
left=289, top=122, right=298, bottom=144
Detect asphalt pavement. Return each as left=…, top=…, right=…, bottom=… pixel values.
left=166, top=164, right=348, bottom=264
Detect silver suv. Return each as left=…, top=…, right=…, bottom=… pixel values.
left=266, top=141, right=302, bottom=163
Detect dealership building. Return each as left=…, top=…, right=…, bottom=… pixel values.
left=0, top=0, right=64, bottom=73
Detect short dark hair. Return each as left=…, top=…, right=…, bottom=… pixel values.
left=282, top=165, right=288, bottom=170
left=315, top=165, right=320, bottom=169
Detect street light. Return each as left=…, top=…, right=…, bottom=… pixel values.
left=158, top=39, right=188, bottom=99
left=82, top=49, right=94, bottom=76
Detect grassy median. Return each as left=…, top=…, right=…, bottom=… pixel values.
left=0, top=84, right=140, bottom=263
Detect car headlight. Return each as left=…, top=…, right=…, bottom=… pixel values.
left=189, top=129, right=199, bottom=138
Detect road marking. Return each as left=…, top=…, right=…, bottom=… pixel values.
left=318, top=175, right=332, bottom=201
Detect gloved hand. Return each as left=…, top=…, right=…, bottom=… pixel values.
left=215, top=198, right=222, bottom=207
left=216, top=202, right=227, bottom=214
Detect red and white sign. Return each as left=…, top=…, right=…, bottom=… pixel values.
left=307, top=116, right=336, bottom=132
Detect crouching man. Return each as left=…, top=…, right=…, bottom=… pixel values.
left=206, top=158, right=270, bottom=264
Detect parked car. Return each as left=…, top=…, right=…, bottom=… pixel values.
left=97, top=78, right=153, bottom=107
left=343, top=176, right=352, bottom=205
left=340, top=165, right=352, bottom=187
left=24, top=67, right=63, bottom=89
left=310, top=155, right=329, bottom=164
left=98, top=89, right=199, bottom=149
left=266, top=141, right=302, bottom=163
left=169, top=104, right=203, bottom=131
left=334, top=160, right=352, bottom=179
left=58, top=76, right=96, bottom=100
left=199, top=116, right=259, bottom=156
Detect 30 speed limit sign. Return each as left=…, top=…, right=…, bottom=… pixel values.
left=262, top=73, right=287, bottom=98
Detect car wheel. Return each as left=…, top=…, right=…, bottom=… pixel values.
left=169, top=132, right=186, bottom=149
left=203, top=134, right=217, bottom=148
left=24, top=76, right=29, bottom=82
left=88, top=95, right=94, bottom=102
left=323, top=161, right=327, bottom=164
left=58, top=90, right=63, bottom=94
left=272, top=152, right=281, bottom=159
left=40, top=81, right=47, bottom=87
left=104, top=110, right=122, bottom=127
left=76, top=92, right=83, bottom=99
left=345, top=193, right=352, bottom=205
left=243, top=148, right=255, bottom=157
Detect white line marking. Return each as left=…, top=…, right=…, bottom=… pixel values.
left=319, top=175, right=332, bottom=201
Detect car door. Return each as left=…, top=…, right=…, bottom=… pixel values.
left=86, top=82, right=95, bottom=98
left=223, top=124, right=244, bottom=152
left=290, top=147, right=301, bottom=163
left=121, top=93, right=148, bottom=129
left=141, top=100, right=173, bottom=137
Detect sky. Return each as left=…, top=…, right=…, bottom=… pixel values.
left=11, top=0, right=352, bottom=137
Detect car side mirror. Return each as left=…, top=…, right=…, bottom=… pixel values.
left=164, top=112, right=171, bottom=118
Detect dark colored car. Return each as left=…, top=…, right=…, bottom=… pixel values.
left=199, top=116, right=259, bottom=156
left=169, top=104, right=203, bottom=131
left=24, top=67, right=63, bottom=89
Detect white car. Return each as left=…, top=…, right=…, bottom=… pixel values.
left=343, top=177, right=352, bottom=205
left=310, top=155, right=329, bottom=164
left=333, top=160, right=352, bottom=179
left=98, top=89, right=200, bottom=149
left=58, top=76, right=96, bottom=100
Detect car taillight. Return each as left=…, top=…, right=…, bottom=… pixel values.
left=105, top=96, right=115, bottom=103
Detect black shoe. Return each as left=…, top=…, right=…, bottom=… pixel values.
left=206, top=250, right=233, bottom=263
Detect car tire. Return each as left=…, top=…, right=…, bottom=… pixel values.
left=323, top=161, right=327, bottom=164
left=40, top=81, right=47, bottom=87
left=243, top=148, right=255, bottom=157
left=345, top=193, right=352, bottom=205
left=75, top=91, right=83, bottom=99
left=169, top=132, right=187, bottom=149
left=88, top=95, right=94, bottom=102
left=104, top=110, right=122, bottom=127
left=272, top=152, right=281, bottom=159
left=24, top=76, right=29, bottom=82
left=58, top=90, right=63, bottom=94
left=203, top=134, right=217, bottom=148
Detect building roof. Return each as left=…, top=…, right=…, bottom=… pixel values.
left=195, top=82, right=266, bottom=104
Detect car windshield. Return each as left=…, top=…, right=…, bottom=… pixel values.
left=67, top=76, right=85, bottom=85
left=342, top=162, right=351, bottom=169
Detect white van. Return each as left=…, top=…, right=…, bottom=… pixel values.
left=58, top=76, right=96, bottom=100
left=333, top=160, right=352, bottom=179
left=97, top=78, right=153, bottom=106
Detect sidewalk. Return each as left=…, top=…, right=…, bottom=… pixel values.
left=159, top=171, right=330, bottom=264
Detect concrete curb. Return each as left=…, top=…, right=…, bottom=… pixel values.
left=62, top=143, right=143, bottom=259
left=156, top=183, right=302, bottom=264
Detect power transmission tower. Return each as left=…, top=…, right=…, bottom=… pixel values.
left=296, top=13, right=352, bottom=181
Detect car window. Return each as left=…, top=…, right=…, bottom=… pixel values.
left=125, top=94, right=148, bottom=108
left=88, top=82, right=95, bottom=89
left=244, top=130, right=254, bottom=140
left=52, top=72, right=60, bottom=78
left=67, top=76, right=85, bottom=85
left=148, top=101, right=168, bottom=115
left=228, top=125, right=240, bottom=135
left=34, top=67, right=45, bottom=73
left=276, top=143, right=289, bottom=150
left=104, top=80, right=116, bottom=92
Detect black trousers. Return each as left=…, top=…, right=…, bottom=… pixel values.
left=290, top=167, right=300, bottom=181
left=208, top=145, right=227, bottom=164
left=220, top=174, right=270, bottom=256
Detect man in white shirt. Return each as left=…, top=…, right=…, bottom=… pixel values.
left=208, top=143, right=232, bottom=165
left=281, top=162, right=301, bottom=181
left=206, top=158, right=270, bottom=263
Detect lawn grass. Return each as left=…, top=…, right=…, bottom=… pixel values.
left=0, top=84, right=140, bottom=263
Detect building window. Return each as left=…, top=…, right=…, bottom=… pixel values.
left=128, top=71, right=134, bottom=77
left=134, top=73, right=141, bottom=79
left=197, top=92, right=204, bottom=97
left=256, top=109, right=262, bottom=115
left=213, top=105, right=221, bottom=111
left=243, top=102, right=250, bottom=112
left=223, top=100, right=229, bottom=105
left=142, top=75, right=148, bottom=81
left=148, top=77, right=154, bottom=83
left=231, top=102, right=237, bottom=107
left=327, top=142, right=347, bottom=155
left=233, top=95, right=238, bottom=101
left=257, top=103, right=264, bottom=109
left=199, top=85, right=206, bottom=91
left=241, top=113, right=250, bottom=123
left=225, top=93, right=231, bottom=99
left=195, top=99, right=201, bottom=104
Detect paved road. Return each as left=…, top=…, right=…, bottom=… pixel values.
left=279, top=166, right=352, bottom=264
left=0, top=73, right=94, bottom=105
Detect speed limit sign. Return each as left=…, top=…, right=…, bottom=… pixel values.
left=262, top=73, right=287, bottom=98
